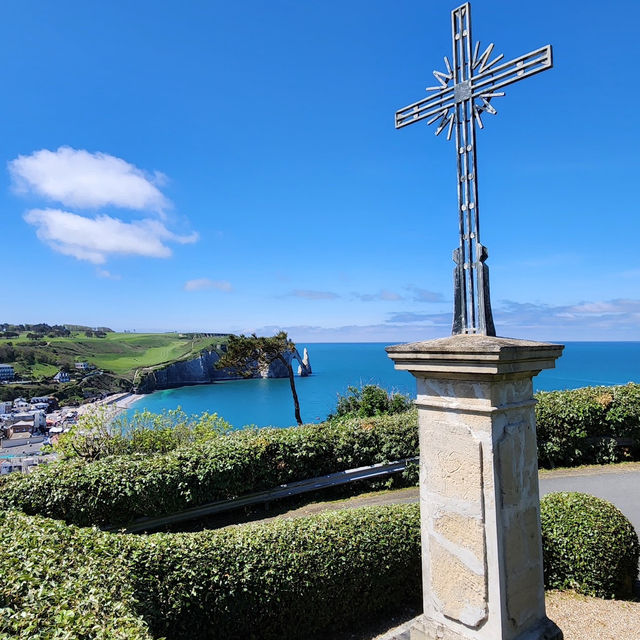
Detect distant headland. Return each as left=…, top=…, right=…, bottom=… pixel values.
left=0, top=323, right=311, bottom=407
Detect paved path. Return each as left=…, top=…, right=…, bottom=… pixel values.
left=539, top=464, right=640, bottom=538
left=252, top=464, right=640, bottom=538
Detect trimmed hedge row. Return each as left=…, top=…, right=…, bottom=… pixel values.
left=536, top=383, right=640, bottom=468
left=129, top=504, right=422, bottom=639
left=1, top=382, right=638, bottom=528
left=0, top=511, right=152, bottom=640
left=0, top=504, right=422, bottom=640
left=2, top=493, right=638, bottom=639
left=0, top=411, right=419, bottom=527
left=540, top=492, right=639, bottom=598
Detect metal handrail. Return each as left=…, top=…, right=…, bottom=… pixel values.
left=106, top=456, right=419, bottom=534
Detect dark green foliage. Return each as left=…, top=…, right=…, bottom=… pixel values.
left=0, top=504, right=421, bottom=640
left=535, top=383, right=640, bottom=468
left=333, top=384, right=413, bottom=418
left=0, top=410, right=419, bottom=527
left=0, top=511, right=152, bottom=640
left=540, top=492, right=639, bottom=598
left=129, top=504, right=422, bottom=639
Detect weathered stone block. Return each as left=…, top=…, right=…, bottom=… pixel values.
left=424, top=424, right=483, bottom=504
left=432, top=511, right=485, bottom=562
left=430, top=539, right=487, bottom=627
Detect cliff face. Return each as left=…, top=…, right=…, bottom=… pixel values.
left=135, top=346, right=311, bottom=394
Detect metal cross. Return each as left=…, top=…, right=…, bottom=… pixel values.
left=395, top=2, right=552, bottom=336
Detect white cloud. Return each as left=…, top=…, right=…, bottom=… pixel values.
left=24, top=208, right=197, bottom=264
left=9, top=147, right=169, bottom=212
left=184, top=278, right=232, bottom=292
left=351, top=289, right=404, bottom=302
left=406, top=286, right=445, bottom=303
left=291, top=289, right=340, bottom=300
left=96, top=268, right=121, bottom=280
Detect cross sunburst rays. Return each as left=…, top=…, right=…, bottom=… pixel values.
left=424, top=42, right=507, bottom=139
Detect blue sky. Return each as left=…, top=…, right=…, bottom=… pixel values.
left=2, top=0, right=638, bottom=342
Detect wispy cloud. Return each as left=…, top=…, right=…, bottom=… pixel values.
left=290, top=289, right=340, bottom=300
left=184, top=278, right=232, bottom=292
left=10, top=147, right=169, bottom=213
left=24, top=209, right=197, bottom=264
left=495, top=298, right=640, bottom=337
left=387, top=311, right=447, bottom=323
left=252, top=322, right=445, bottom=343
left=96, top=268, right=121, bottom=280
left=406, top=286, right=445, bottom=303
left=259, top=298, right=640, bottom=342
left=351, top=289, right=404, bottom=302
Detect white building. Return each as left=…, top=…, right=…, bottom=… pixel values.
left=12, top=411, right=46, bottom=430
left=74, top=362, right=92, bottom=371
left=0, top=401, right=12, bottom=414
left=53, top=371, right=70, bottom=383
left=0, top=364, right=14, bottom=381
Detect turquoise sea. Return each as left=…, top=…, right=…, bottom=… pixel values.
left=129, top=342, right=640, bottom=429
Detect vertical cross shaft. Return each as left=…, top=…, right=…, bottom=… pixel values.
left=395, top=2, right=552, bottom=336
left=451, top=3, right=494, bottom=335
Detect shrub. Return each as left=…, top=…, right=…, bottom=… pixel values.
left=535, top=383, right=640, bottom=468
left=540, top=492, right=639, bottom=598
left=0, top=504, right=421, bottom=640
left=0, top=410, right=419, bottom=527
left=0, top=511, right=151, bottom=640
left=128, top=504, right=422, bottom=639
left=333, top=384, right=413, bottom=418
left=54, top=407, right=232, bottom=461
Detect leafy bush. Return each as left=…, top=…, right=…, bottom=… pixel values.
left=2, top=492, right=639, bottom=639
left=0, top=511, right=151, bottom=640
left=540, top=492, right=639, bottom=598
left=128, top=504, right=422, bottom=639
left=54, top=407, right=231, bottom=460
left=0, top=410, right=419, bottom=527
left=333, top=384, right=413, bottom=418
left=0, top=504, right=421, bottom=640
left=535, top=383, right=640, bottom=468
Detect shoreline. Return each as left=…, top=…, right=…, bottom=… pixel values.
left=77, top=392, right=144, bottom=418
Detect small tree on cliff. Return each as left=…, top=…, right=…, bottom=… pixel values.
left=216, top=331, right=303, bottom=425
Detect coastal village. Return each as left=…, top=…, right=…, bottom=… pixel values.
left=0, top=387, right=141, bottom=474
left=0, top=326, right=311, bottom=474
left=1, top=351, right=142, bottom=473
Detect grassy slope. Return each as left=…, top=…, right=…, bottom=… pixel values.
left=2, top=332, right=227, bottom=381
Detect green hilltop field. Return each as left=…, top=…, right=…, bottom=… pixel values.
left=0, top=325, right=229, bottom=403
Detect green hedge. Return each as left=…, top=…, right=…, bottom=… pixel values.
left=2, top=494, right=638, bottom=638
left=0, top=511, right=152, bottom=640
left=535, top=383, right=640, bottom=468
left=3, top=381, right=640, bottom=527
left=0, top=504, right=421, bottom=640
left=540, top=492, right=639, bottom=598
left=0, top=411, right=419, bottom=527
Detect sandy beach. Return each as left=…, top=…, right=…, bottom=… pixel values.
left=76, top=392, right=144, bottom=418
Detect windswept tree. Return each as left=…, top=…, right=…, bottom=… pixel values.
left=216, top=331, right=303, bottom=425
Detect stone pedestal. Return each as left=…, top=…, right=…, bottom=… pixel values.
left=385, top=335, right=564, bottom=640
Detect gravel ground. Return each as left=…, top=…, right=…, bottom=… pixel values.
left=353, top=592, right=640, bottom=640
left=545, top=591, right=640, bottom=640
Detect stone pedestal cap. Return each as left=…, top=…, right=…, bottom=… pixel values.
left=386, top=335, right=564, bottom=377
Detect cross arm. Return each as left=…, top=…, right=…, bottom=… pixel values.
left=395, top=84, right=456, bottom=129
left=471, top=45, right=552, bottom=97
